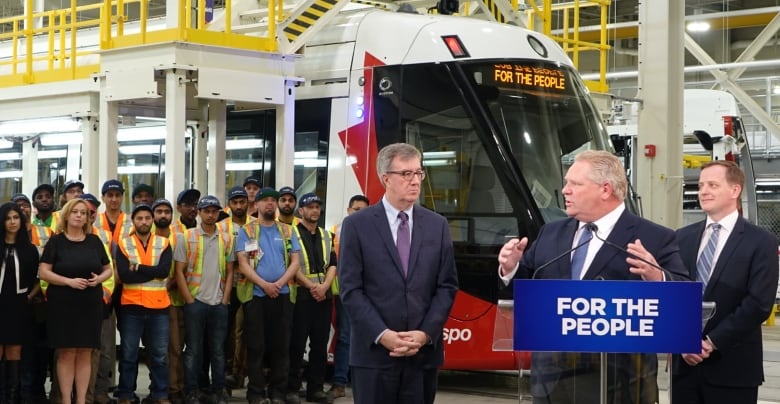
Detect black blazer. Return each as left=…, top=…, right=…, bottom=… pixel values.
left=1, top=241, right=39, bottom=295
left=338, top=202, right=458, bottom=369
left=673, top=216, right=778, bottom=387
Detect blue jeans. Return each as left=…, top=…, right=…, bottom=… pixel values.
left=183, top=300, right=228, bottom=394
left=332, top=297, right=350, bottom=386
left=116, top=309, right=170, bottom=400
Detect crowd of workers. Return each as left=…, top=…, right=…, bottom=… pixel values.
left=0, top=175, right=370, bottom=404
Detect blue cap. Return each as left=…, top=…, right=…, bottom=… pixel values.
left=243, top=176, right=261, bottom=187
left=131, top=203, right=153, bottom=218
left=101, top=179, right=124, bottom=195
left=151, top=198, right=173, bottom=211
left=278, top=186, right=296, bottom=200
left=63, top=179, right=84, bottom=193
left=11, top=194, right=29, bottom=204
left=227, top=186, right=248, bottom=200
left=197, top=195, right=222, bottom=210
left=81, top=193, right=101, bottom=208
left=255, top=187, right=279, bottom=202
left=299, top=192, right=322, bottom=208
left=177, top=188, right=201, bottom=205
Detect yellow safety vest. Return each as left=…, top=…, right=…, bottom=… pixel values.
left=30, top=225, right=52, bottom=256
left=236, top=221, right=293, bottom=303
left=49, top=211, right=60, bottom=233
left=163, top=231, right=185, bottom=306
left=182, top=227, right=232, bottom=299
left=119, top=234, right=171, bottom=309
left=297, top=226, right=338, bottom=296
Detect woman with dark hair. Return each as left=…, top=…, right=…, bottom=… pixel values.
left=0, top=202, right=40, bottom=403
left=38, top=199, right=112, bottom=404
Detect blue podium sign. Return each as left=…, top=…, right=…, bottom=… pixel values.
left=513, top=280, right=701, bottom=353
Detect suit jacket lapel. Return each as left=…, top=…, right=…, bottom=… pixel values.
left=704, top=217, right=744, bottom=297
left=407, top=208, right=424, bottom=279
left=372, top=203, right=406, bottom=278
left=557, top=219, right=579, bottom=278
left=684, top=222, right=707, bottom=282
left=583, top=211, right=633, bottom=280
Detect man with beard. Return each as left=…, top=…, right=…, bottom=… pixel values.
left=96, top=179, right=133, bottom=242
left=174, top=196, right=234, bottom=404
left=287, top=193, right=336, bottom=404
left=114, top=203, right=173, bottom=404
left=221, top=187, right=255, bottom=391
left=31, top=184, right=55, bottom=228
left=175, top=189, right=201, bottom=234
left=276, top=186, right=299, bottom=226
left=150, top=198, right=188, bottom=404
left=236, top=187, right=301, bottom=404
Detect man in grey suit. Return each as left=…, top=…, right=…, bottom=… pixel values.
left=672, top=160, right=778, bottom=403
left=338, top=143, right=458, bottom=404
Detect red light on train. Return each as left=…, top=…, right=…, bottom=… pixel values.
left=442, top=35, right=470, bottom=59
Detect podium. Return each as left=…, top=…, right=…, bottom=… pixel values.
left=494, top=279, right=704, bottom=404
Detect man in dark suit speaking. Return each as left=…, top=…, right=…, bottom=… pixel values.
left=498, top=150, right=689, bottom=403
left=338, top=143, right=458, bottom=404
left=671, top=160, right=778, bottom=403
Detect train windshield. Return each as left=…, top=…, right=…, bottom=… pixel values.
left=372, top=60, right=613, bottom=302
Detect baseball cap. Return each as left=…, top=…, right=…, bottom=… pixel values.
left=32, top=184, right=55, bottom=199
left=299, top=193, right=322, bottom=208
left=101, top=179, right=125, bottom=195
left=255, top=187, right=280, bottom=202
left=227, top=186, right=248, bottom=200
left=177, top=189, right=201, bottom=205
left=81, top=193, right=101, bottom=209
left=151, top=198, right=173, bottom=211
left=197, top=195, right=222, bottom=210
left=131, top=183, right=155, bottom=199
left=11, top=194, right=30, bottom=204
left=278, top=186, right=296, bottom=200
left=243, top=176, right=261, bottom=187
left=62, top=179, right=84, bottom=193
left=131, top=203, right=153, bottom=218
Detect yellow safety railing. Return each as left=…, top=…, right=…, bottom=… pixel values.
left=0, top=0, right=281, bottom=88
left=525, top=0, right=611, bottom=93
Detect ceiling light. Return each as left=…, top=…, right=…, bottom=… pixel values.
left=40, top=132, right=83, bottom=146
left=686, top=21, right=710, bottom=32
left=773, top=86, right=780, bottom=95
left=0, top=117, right=81, bottom=136
left=226, top=139, right=264, bottom=150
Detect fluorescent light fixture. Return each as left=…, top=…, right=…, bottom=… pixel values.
left=118, top=126, right=166, bottom=142
left=0, top=117, right=80, bottom=136
left=226, top=162, right=265, bottom=171
left=423, top=151, right=456, bottom=159
left=774, top=86, right=780, bottom=95
left=39, top=150, right=68, bottom=159
left=686, top=21, right=710, bottom=32
left=118, top=165, right=161, bottom=174
left=0, top=139, right=13, bottom=149
left=294, top=151, right=318, bottom=159
left=226, top=139, right=264, bottom=150
left=0, top=152, right=21, bottom=160
left=424, top=159, right=455, bottom=167
left=40, top=132, right=83, bottom=146
left=119, top=145, right=166, bottom=155
left=294, top=158, right=327, bottom=168
left=0, top=170, right=22, bottom=179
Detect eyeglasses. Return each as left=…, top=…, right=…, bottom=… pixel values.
left=386, top=170, right=426, bottom=181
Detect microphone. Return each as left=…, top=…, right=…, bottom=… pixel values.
left=531, top=227, right=593, bottom=279
left=588, top=223, right=667, bottom=274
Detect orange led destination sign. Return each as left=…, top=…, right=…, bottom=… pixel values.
left=492, top=64, right=566, bottom=91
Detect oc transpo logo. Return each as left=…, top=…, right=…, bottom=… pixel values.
left=442, top=327, right=472, bottom=344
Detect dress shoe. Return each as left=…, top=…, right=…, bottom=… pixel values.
left=326, top=385, right=345, bottom=399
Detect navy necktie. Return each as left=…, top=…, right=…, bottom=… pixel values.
left=570, top=225, right=593, bottom=279
left=697, top=223, right=721, bottom=294
left=397, top=212, right=410, bottom=276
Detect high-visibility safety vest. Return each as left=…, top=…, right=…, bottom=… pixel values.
left=30, top=225, right=52, bottom=255
left=163, top=231, right=185, bottom=306
left=297, top=226, right=338, bottom=296
left=329, top=223, right=343, bottom=295
left=236, top=221, right=293, bottom=303
left=182, top=227, right=232, bottom=300
left=49, top=210, right=60, bottom=232
left=95, top=211, right=133, bottom=243
left=218, top=217, right=255, bottom=240
left=118, top=234, right=171, bottom=309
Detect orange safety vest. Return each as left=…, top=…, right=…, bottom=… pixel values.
left=96, top=211, right=133, bottom=243
left=30, top=225, right=52, bottom=255
left=118, top=233, right=171, bottom=309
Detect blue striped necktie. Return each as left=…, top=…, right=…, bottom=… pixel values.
left=570, top=225, right=593, bottom=280
left=696, top=223, right=721, bottom=294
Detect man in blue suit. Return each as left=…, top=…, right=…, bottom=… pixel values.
left=498, top=150, right=689, bottom=403
left=671, top=160, right=778, bottom=403
left=338, top=143, right=458, bottom=404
